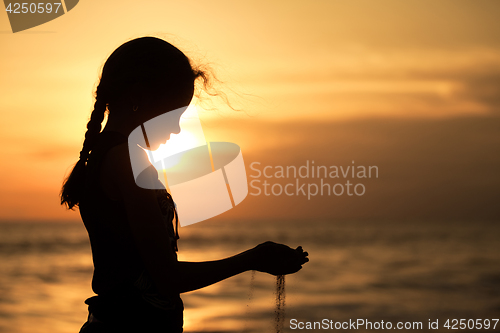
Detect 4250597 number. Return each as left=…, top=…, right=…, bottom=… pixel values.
left=5, top=3, right=62, bottom=14
left=444, top=319, right=498, bottom=330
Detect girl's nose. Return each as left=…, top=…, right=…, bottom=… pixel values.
left=172, top=123, right=181, bottom=135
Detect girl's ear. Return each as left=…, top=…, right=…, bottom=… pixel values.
left=129, top=90, right=141, bottom=111
left=127, top=82, right=148, bottom=111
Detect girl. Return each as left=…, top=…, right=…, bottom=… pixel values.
left=60, top=36, right=309, bottom=333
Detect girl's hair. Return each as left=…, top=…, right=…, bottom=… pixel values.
left=61, top=36, right=209, bottom=209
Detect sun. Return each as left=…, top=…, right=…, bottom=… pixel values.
left=149, top=105, right=207, bottom=168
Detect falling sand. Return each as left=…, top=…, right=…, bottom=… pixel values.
left=275, top=275, right=285, bottom=333
left=242, top=270, right=256, bottom=333
left=243, top=272, right=285, bottom=333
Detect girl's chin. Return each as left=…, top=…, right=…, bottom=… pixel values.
left=149, top=138, right=170, bottom=151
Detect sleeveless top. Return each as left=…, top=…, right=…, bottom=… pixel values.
left=79, top=131, right=183, bottom=332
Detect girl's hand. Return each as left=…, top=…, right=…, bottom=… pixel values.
left=250, top=241, right=309, bottom=276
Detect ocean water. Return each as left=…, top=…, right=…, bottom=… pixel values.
left=0, top=219, right=499, bottom=333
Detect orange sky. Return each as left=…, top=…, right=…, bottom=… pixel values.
left=0, top=1, right=499, bottom=221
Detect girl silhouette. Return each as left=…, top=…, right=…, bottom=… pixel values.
left=60, top=36, right=308, bottom=333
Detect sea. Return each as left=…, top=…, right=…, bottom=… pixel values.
left=0, top=219, right=499, bottom=333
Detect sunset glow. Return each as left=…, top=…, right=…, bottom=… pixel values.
left=0, top=1, right=499, bottom=222
left=150, top=105, right=207, bottom=167
left=1, top=3, right=500, bottom=333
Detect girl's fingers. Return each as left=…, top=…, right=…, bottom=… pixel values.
left=293, top=247, right=309, bottom=263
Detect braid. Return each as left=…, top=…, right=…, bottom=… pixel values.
left=79, top=97, right=107, bottom=162
left=60, top=90, right=107, bottom=209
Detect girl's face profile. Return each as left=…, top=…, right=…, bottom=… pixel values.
left=141, top=106, right=187, bottom=151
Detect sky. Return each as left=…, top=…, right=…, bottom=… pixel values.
left=0, top=0, right=499, bottom=221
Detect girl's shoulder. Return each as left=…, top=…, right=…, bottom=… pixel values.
left=98, top=131, right=162, bottom=201
left=96, top=132, right=130, bottom=200
left=101, top=138, right=131, bottom=183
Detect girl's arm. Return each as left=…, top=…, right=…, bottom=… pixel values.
left=103, top=143, right=308, bottom=297
left=175, top=240, right=306, bottom=293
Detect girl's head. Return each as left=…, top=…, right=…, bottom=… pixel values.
left=100, top=37, right=199, bottom=119
left=61, top=36, right=208, bottom=209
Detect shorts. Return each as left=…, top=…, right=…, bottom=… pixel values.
left=79, top=293, right=183, bottom=333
